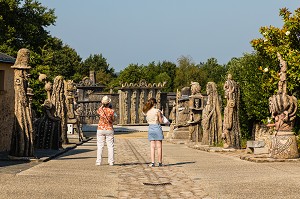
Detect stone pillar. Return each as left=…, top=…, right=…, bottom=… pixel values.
left=139, top=90, right=145, bottom=124
left=118, top=90, right=123, bottom=125
left=90, top=70, right=96, bottom=85
left=130, top=90, right=137, bottom=124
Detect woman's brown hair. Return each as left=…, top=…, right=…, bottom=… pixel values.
left=142, top=98, right=157, bottom=113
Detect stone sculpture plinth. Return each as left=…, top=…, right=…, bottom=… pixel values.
left=270, top=131, right=299, bottom=159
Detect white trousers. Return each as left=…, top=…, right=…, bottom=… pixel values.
left=96, top=130, right=114, bottom=165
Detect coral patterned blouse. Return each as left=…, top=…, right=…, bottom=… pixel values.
left=97, top=107, right=114, bottom=130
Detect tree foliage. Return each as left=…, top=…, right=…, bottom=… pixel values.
left=0, top=0, right=83, bottom=115
left=197, top=58, right=227, bottom=94
left=0, top=0, right=56, bottom=55
left=174, top=55, right=201, bottom=90
left=113, top=64, right=144, bottom=85
left=251, top=7, right=300, bottom=99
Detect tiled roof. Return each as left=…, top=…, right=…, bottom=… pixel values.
left=0, top=52, right=15, bottom=64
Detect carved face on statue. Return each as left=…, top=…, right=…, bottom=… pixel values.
left=191, top=82, right=201, bottom=95
left=43, top=99, right=53, bottom=110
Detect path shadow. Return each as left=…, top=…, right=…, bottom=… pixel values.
left=0, top=160, right=30, bottom=167
left=114, top=162, right=146, bottom=166
left=58, top=157, right=95, bottom=160
left=57, top=149, right=94, bottom=158
left=114, top=161, right=196, bottom=167
left=166, top=161, right=196, bottom=166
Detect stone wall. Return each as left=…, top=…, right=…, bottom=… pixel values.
left=118, top=80, right=167, bottom=125
left=0, top=62, right=15, bottom=152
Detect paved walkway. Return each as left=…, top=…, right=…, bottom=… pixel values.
left=1, top=127, right=300, bottom=198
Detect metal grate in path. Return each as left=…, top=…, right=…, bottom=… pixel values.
left=143, top=182, right=172, bottom=186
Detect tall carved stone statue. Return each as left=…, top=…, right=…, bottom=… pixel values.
left=65, top=80, right=76, bottom=122
left=267, top=53, right=298, bottom=159
left=222, top=74, right=241, bottom=149
left=51, top=76, right=69, bottom=145
left=10, top=48, right=34, bottom=157
left=188, top=82, right=203, bottom=142
left=277, top=52, right=287, bottom=95
left=202, top=82, right=222, bottom=146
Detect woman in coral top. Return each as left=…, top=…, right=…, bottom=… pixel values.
left=96, top=96, right=115, bottom=166
left=142, top=98, right=164, bottom=167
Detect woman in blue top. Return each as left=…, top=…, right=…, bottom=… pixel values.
left=142, top=98, right=164, bottom=167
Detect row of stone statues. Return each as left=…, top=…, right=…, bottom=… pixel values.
left=169, top=75, right=241, bottom=149
left=169, top=52, right=298, bottom=159
left=9, top=49, right=83, bottom=157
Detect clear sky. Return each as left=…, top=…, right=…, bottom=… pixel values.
left=38, top=0, right=299, bottom=72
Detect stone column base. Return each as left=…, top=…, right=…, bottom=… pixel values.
left=270, top=132, right=299, bottom=159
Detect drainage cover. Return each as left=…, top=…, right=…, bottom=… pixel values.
left=143, top=182, right=172, bottom=186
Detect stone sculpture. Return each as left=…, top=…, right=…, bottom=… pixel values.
left=51, top=76, right=69, bottom=145
left=35, top=74, right=61, bottom=149
left=34, top=99, right=61, bottom=149
left=169, top=101, right=176, bottom=123
left=277, top=52, right=287, bottom=95
left=191, top=81, right=201, bottom=95
left=266, top=53, right=298, bottom=159
left=65, top=80, right=76, bottom=121
left=74, top=102, right=84, bottom=141
left=38, top=73, right=52, bottom=100
left=202, top=82, right=222, bottom=146
left=222, top=74, right=241, bottom=149
left=10, top=48, right=34, bottom=157
left=170, top=87, right=191, bottom=139
left=188, top=82, right=203, bottom=142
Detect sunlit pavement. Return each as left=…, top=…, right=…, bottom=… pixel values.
left=1, top=125, right=300, bottom=198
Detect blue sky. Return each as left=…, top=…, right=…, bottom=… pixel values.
left=38, top=0, right=299, bottom=72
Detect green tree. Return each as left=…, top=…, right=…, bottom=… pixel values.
left=155, top=72, right=172, bottom=92
left=174, top=55, right=201, bottom=90
left=50, top=44, right=82, bottom=79
left=141, top=61, right=160, bottom=83
left=198, top=58, right=227, bottom=93
left=140, top=61, right=176, bottom=91
left=159, top=61, right=177, bottom=91
left=0, top=0, right=84, bottom=115
left=0, top=0, right=56, bottom=55
left=80, top=54, right=116, bottom=85
left=251, top=7, right=300, bottom=99
left=112, top=64, right=145, bottom=86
